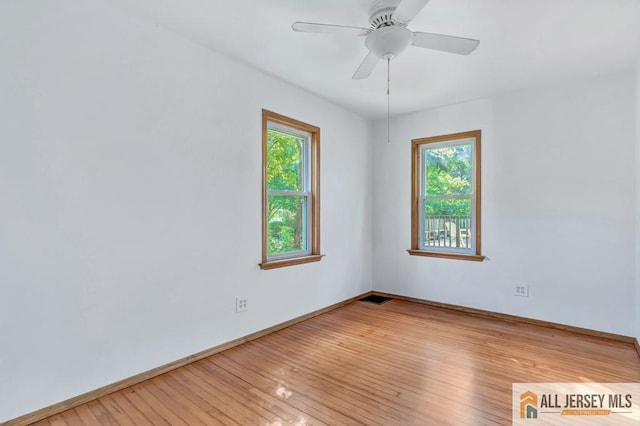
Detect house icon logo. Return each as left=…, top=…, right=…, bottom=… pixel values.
left=520, top=391, right=538, bottom=419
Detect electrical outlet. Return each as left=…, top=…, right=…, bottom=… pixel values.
left=514, top=285, right=529, bottom=297
left=236, top=297, right=248, bottom=312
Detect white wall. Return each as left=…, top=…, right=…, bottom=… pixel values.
left=0, top=1, right=372, bottom=421
left=636, top=62, right=640, bottom=342
left=373, top=72, right=636, bottom=337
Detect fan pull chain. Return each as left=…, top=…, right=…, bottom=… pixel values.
left=387, top=56, right=391, bottom=143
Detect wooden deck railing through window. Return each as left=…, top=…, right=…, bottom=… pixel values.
left=424, top=215, right=471, bottom=249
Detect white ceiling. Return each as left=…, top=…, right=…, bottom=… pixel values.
left=104, top=0, right=640, bottom=119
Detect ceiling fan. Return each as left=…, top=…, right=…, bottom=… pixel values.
left=292, top=0, right=480, bottom=80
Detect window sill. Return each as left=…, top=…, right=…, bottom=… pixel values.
left=260, top=254, right=324, bottom=270
left=407, top=249, right=485, bottom=262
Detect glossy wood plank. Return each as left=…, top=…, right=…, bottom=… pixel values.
left=119, top=388, right=170, bottom=425
left=180, top=362, right=277, bottom=424
left=100, top=394, right=149, bottom=426
left=58, top=411, right=84, bottom=426
left=164, top=369, right=241, bottom=425
left=30, top=299, right=640, bottom=425
left=42, top=414, right=66, bottom=426
left=69, top=404, right=99, bottom=425
left=86, top=400, right=118, bottom=425
left=126, top=384, right=187, bottom=425
left=159, top=374, right=233, bottom=426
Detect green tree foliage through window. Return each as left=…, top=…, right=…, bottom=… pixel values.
left=267, top=131, right=303, bottom=192
left=266, top=128, right=308, bottom=256
left=424, top=144, right=472, bottom=216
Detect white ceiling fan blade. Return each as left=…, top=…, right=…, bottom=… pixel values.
left=412, top=32, right=480, bottom=55
left=352, top=52, right=379, bottom=80
left=393, top=0, right=430, bottom=24
left=292, top=22, right=370, bottom=36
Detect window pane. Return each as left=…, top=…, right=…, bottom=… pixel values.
left=423, top=199, right=471, bottom=249
left=425, top=143, right=472, bottom=196
left=267, top=194, right=308, bottom=256
left=266, top=129, right=305, bottom=192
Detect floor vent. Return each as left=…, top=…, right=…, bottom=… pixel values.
left=359, top=294, right=392, bottom=305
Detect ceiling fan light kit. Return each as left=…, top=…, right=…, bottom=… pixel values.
left=365, top=26, right=413, bottom=59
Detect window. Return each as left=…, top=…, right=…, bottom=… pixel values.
left=408, top=130, right=484, bottom=261
left=260, top=110, right=321, bottom=269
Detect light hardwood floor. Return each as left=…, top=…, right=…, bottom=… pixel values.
left=32, top=299, right=640, bottom=425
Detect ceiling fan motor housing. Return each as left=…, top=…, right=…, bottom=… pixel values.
left=368, top=0, right=406, bottom=28
left=368, top=0, right=402, bottom=23
left=369, top=7, right=399, bottom=29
